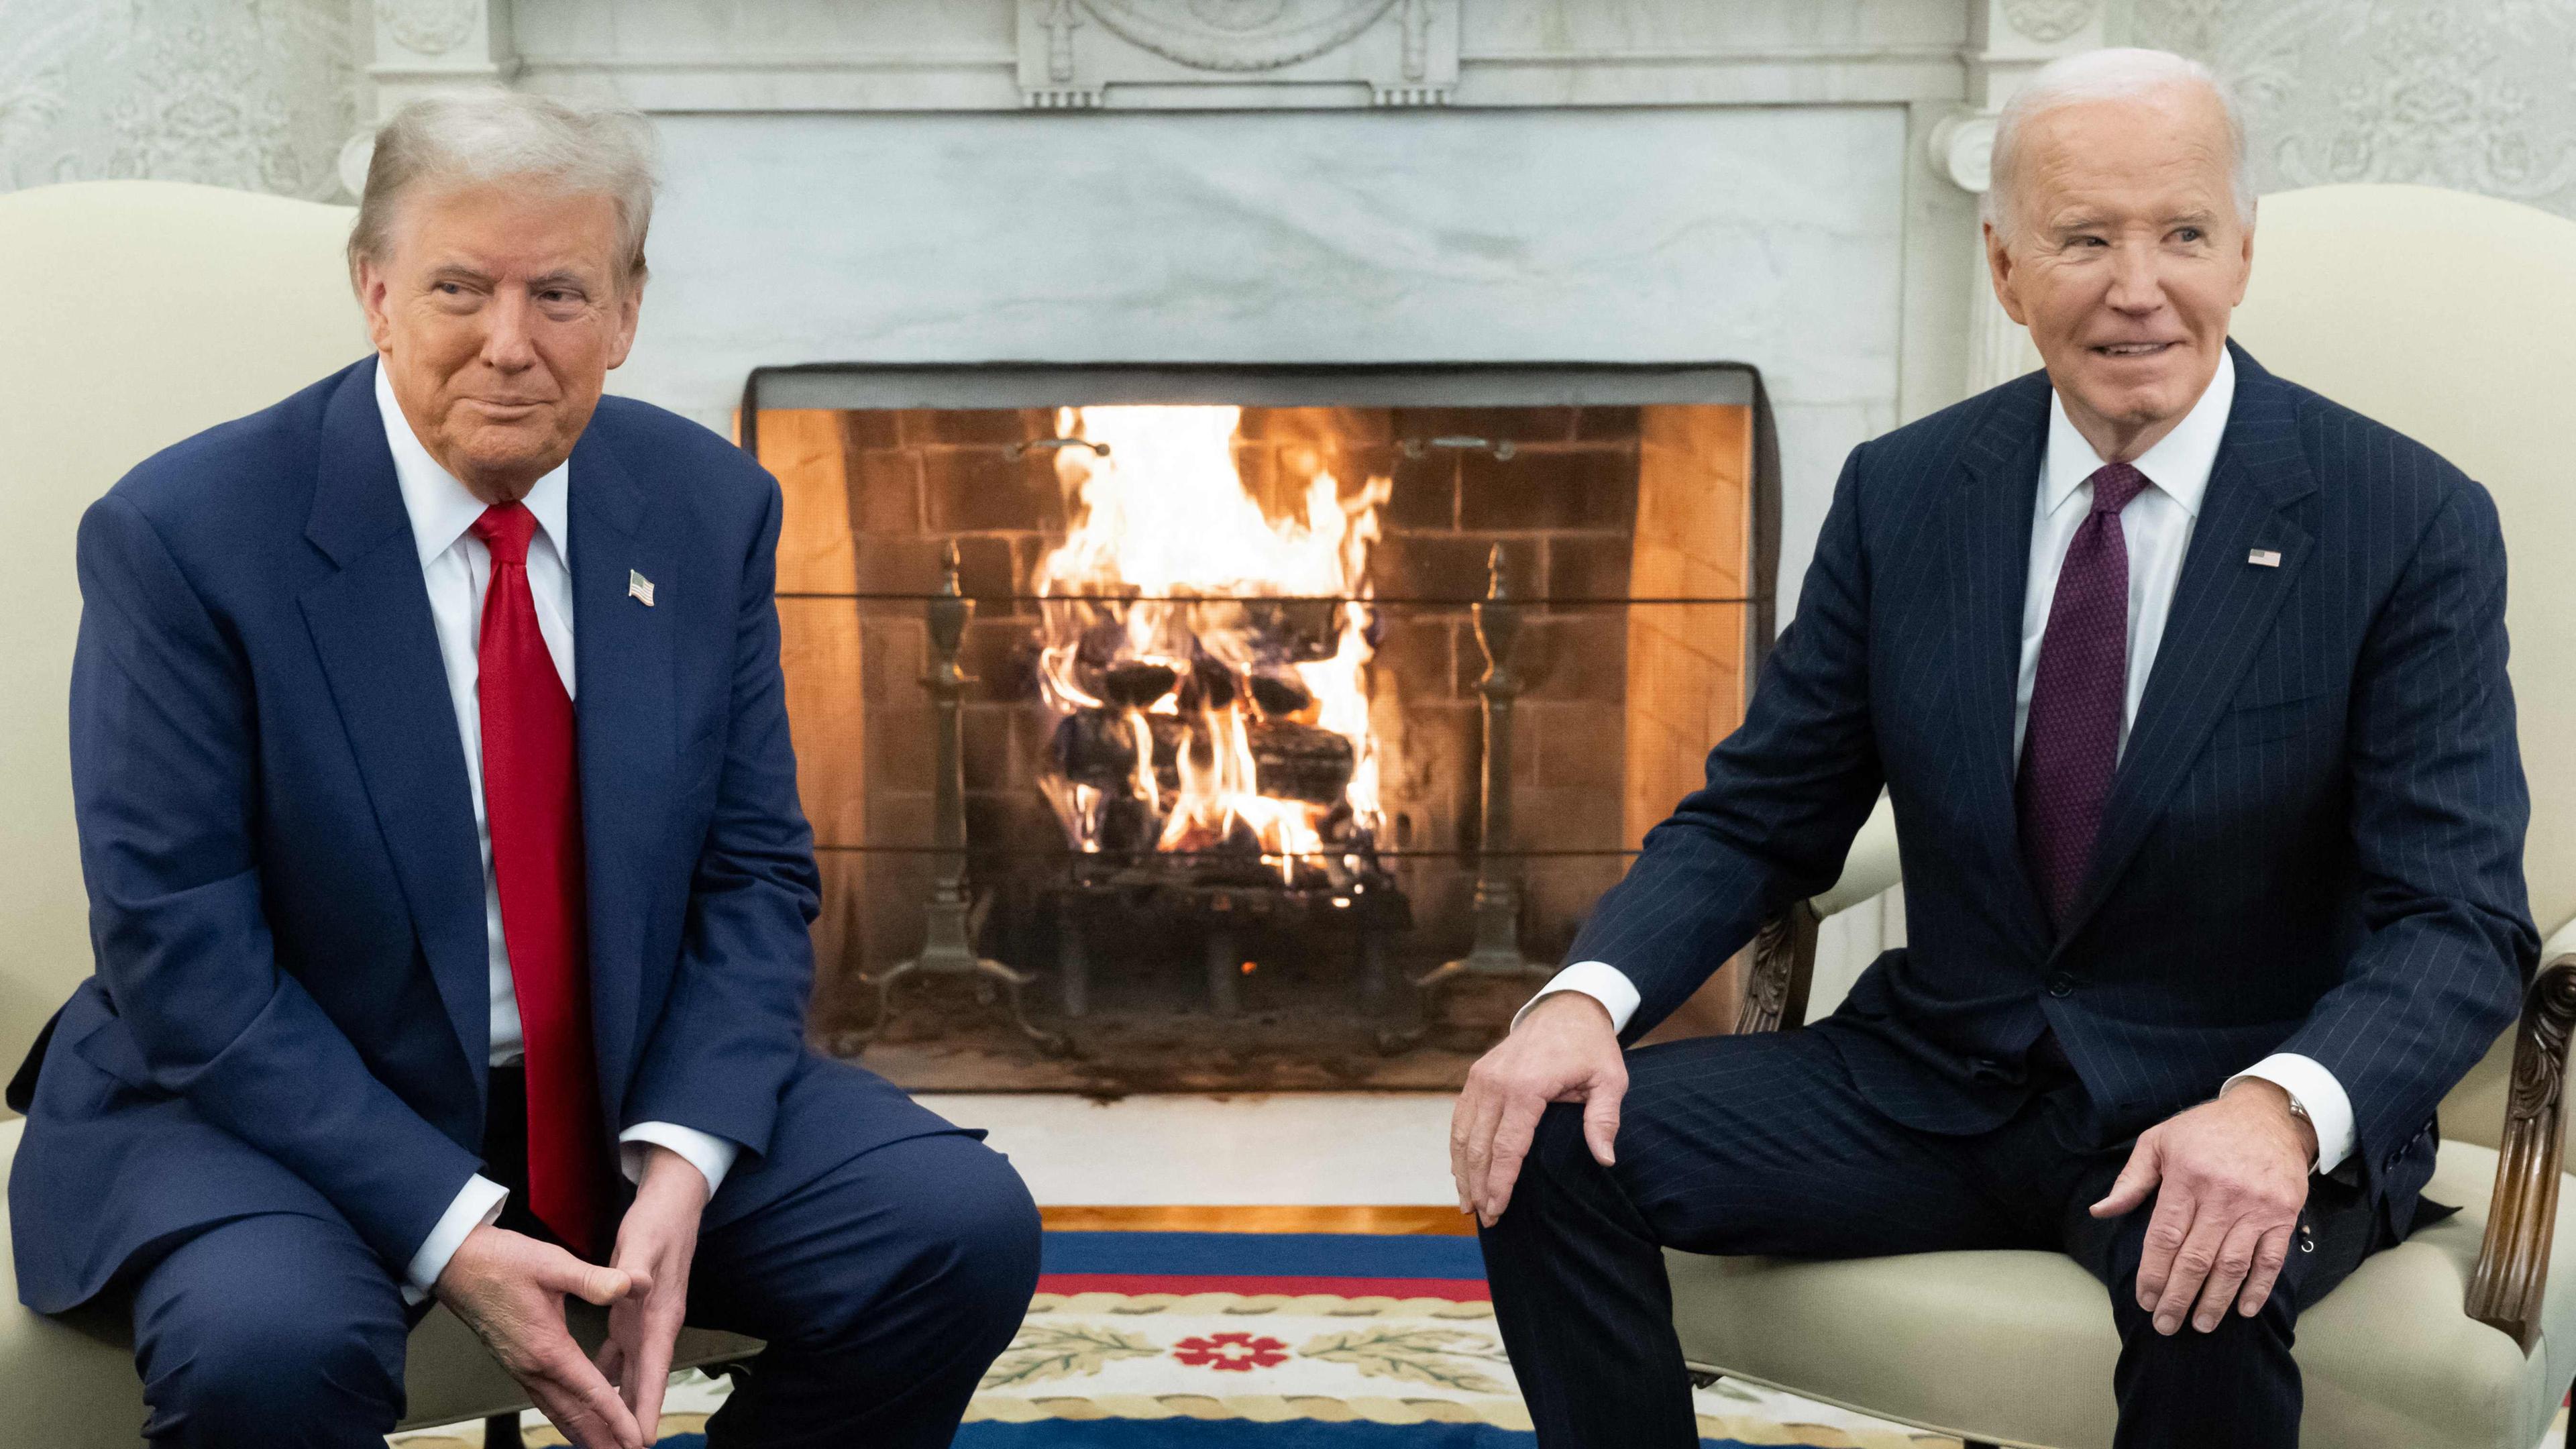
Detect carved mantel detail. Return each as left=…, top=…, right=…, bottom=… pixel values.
left=375, top=0, right=480, bottom=57
left=2002, top=0, right=2100, bottom=45
left=367, top=0, right=515, bottom=118
left=1081, top=0, right=1399, bottom=72
left=1016, top=0, right=1457, bottom=109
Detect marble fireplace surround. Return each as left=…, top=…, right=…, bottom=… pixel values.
left=362, top=0, right=2111, bottom=995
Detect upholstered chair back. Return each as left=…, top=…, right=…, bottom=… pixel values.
left=0, top=181, right=366, bottom=1076
left=2223, top=183, right=2576, bottom=1148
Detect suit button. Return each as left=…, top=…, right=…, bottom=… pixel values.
left=2047, top=973, right=2076, bottom=998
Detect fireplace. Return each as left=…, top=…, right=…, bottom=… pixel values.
left=743, top=363, right=1774, bottom=1091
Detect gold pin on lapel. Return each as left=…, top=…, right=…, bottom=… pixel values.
left=629, top=569, right=656, bottom=606
left=2247, top=549, right=2282, bottom=568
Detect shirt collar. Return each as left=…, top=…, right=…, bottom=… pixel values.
left=373, top=358, right=571, bottom=570
left=2041, top=343, right=2236, bottom=521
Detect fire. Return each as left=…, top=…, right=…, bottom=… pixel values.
left=1031, top=405, right=1391, bottom=882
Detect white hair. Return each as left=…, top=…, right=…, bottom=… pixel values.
left=1984, top=48, right=2254, bottom=241
left=347, top=90, right=659, bottom=290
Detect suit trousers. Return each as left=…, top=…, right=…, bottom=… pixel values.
left=122, top=1064, right=1040, bottom=1449
left=1479, top=1027, right=2387, bottom=1449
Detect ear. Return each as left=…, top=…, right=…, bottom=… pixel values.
left=1984, top=221, right=2030, bottom=327
left=356, top=256, right=396, bottom=354
left=604, top=270, right=645, bottom=372
left=2229, top=220, right=2255, bottom=308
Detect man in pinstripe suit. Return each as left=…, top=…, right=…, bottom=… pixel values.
left=1453, top=48, right=2537, bottom=1448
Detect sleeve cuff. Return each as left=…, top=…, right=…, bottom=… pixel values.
left=403, top=1173, right=508, bottom=1305
left=1515, top=961, right=1642, bottom=1036
left=619, top=1121, right=739, bottom=1199
left=2227, top=1053, right=2356, bottom=1175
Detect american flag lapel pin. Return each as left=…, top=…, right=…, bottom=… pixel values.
left=2247, top=548, right=2282, bottom=568
left=628, top=569, right=656, bottom=606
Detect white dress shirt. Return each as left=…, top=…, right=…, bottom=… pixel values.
left=376, top=364, right=739, bottom=1300
left=1525, top=350, right=2357, bottom=1174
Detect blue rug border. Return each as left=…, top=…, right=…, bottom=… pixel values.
left=1038, top=1229, right=1487, bottom=1280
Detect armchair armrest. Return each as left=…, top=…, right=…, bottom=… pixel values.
left=1735, top=796, right=1900, bottom=1034
left=2465, top=918, right=2576, bottom=1352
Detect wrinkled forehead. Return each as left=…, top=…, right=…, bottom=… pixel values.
left=2015, top=88, right=2238, bottom=221
left=388, top=177, right=625, bottom=281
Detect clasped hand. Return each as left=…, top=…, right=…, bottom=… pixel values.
left=435, top=1147, right=709, bottom=1449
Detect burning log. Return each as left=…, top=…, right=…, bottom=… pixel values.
left=1048, top=708, right=1185, bottom=790
left=1102, top=659, right=1180, bottom=708
left=1246, top=671, right=1310, bottom=718
left=1180, top=657, right=1237, bottom=712
left=1249, top=721, right=1354, bottom=805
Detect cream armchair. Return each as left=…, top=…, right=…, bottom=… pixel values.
left=1667, top=183, right=2576, bottom=1449
left=0, top=180, right=757, bottom=1446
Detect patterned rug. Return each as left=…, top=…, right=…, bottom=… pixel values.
left=956, top=1229, right=1949, bottom=1448
left=396, top=1229, right=1953, bottom=1448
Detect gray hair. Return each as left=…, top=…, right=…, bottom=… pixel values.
left=1985, top=48, right=2254, bottom=242
left=348, top=90, right=659, bottom=291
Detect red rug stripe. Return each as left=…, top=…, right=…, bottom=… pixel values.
left=1036, top=1272, right=1491, bottom=1301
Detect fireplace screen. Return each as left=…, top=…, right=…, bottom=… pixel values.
left=741, top=365, right=1774, bottom=1091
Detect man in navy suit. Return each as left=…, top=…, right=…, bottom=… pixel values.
left=1452, top=49, right=2536, bottom=1448
left=8, top=92, right=1038, bottom=1448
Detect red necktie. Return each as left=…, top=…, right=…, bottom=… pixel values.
left=2017, top=462, right=2150, bottom=930
left=472, top=502, right=610, bottom=1257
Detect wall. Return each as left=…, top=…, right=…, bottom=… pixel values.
left=2129, top=0, right=2576, bottom=223
left=0, top=0, right=356, bottom=198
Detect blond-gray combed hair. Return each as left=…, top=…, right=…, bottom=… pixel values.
left=347, top=91, right=659, bottom=291
left=1984, top=48, right=2255, bottom=242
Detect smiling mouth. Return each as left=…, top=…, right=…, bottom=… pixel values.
left=2093, top=341, right=2179, bottom=359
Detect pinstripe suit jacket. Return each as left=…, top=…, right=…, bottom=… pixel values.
left=1575, top=342, right=2537, bottom=1224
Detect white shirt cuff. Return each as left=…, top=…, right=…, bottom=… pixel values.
left=2226, top=1053, right=2355, bottom=1174
left=1515, top=961, right=1642, bottom=1036
left=403, top=1173, right=508, bottom=1305
left=619, top=1121, right=739, bottom=1199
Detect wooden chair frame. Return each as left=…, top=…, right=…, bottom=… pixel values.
left=1732, top=898, right=2576, bottom=1447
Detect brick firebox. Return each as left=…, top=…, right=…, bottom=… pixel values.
left=746, top=381, right=1768, bottom=1046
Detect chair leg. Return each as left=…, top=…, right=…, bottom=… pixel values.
left=484, top=1412, right=524, bottom=1449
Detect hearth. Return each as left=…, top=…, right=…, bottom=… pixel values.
left=742, top=363, right=1774, bottom=1091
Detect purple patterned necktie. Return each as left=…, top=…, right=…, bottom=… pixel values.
left=2019, top=462, right=2149, bottom=930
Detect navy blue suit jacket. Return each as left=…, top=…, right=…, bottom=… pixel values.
left=10, top=358, right=949, bottom=1313
left=1573, top=343, right=2536, bottom=1228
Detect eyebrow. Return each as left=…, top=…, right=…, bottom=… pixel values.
left=2043, top=206, right=2224, bottom=234
left=422, top=264, right=596, bottom=292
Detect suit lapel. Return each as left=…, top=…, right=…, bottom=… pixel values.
left=566, top=428, right=674, bottom=1105
left=1944, top=374, right=2057, bottom=958
left=2053, top=345, right=2317, bottom=948
left=299, top=360, right=493, bottom=1080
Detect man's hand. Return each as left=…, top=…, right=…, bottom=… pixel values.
left=2091, top=1079, right=2318, bottom=1336
left=436, top=1225, right=641, bottom=1449
left=1451, top=992, right=1627, bottom=1228
left=598, top=1146, right=709, bottom=1444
